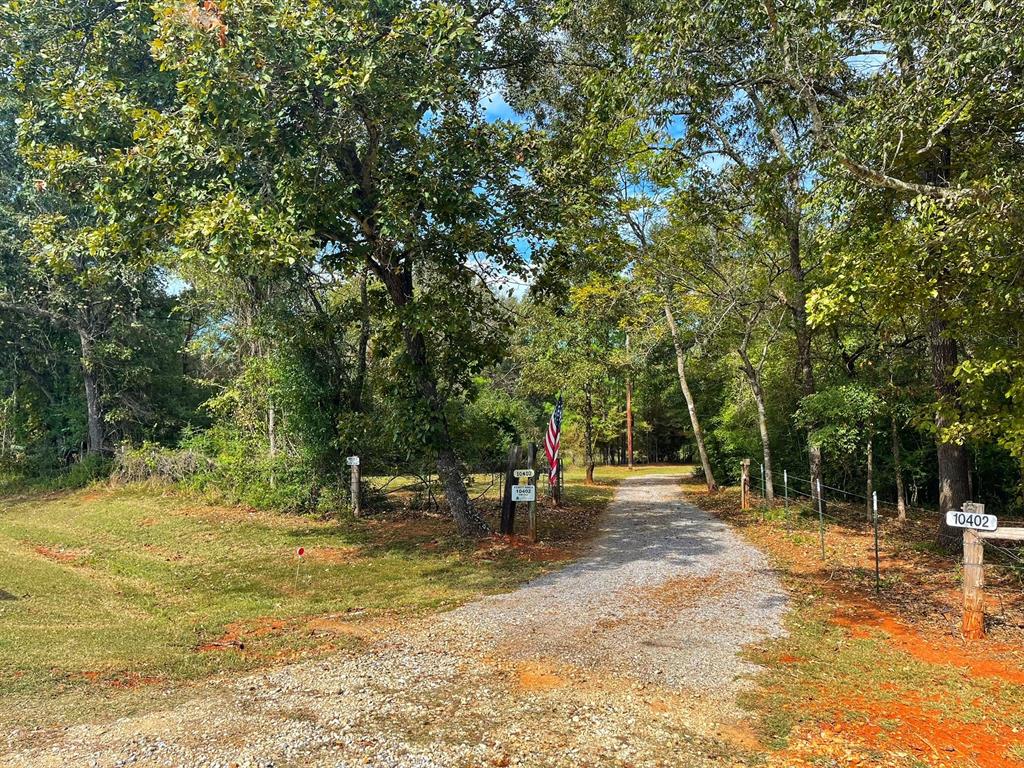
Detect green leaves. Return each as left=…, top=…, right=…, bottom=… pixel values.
left=794, top=385, right=884, bottom=459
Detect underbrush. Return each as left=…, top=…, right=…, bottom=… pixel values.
left=112, top=436, right=350, bottom=514
left=0, top=452, right=111, bottom=494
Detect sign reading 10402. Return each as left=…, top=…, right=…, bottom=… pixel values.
left=945, top=502, right=997, bottom=532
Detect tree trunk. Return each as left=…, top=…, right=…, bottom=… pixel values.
left=664, top=303, right=717, bottom=491
left=929, top=317, right=970, bottom=549
left=785, top=215, right=824, bottom=513
left=584, top=388, right=595, bottom=485
left=926, top=134, right=969, bottom=549
left=380, top=265, right=486, bottom=535
left=625, top=334, right=634, bottom=469
left=268, top=401, right=277, bottom=457
left=268, top=399, right=277, bottom=489
left=625, top=384, right=633, bottom=468
left=738, top=350, right=775, bottom=502
left=891, top=418, right=907, bottom=522
left=78, top=329, right=105, bottom=456
left=351, top=263, right=371, bottom=412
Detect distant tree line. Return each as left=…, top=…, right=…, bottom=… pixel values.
left=0, top=0, right=1021, bottom=546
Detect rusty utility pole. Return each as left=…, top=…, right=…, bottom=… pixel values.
left=626, top=333, right=634, bottom=470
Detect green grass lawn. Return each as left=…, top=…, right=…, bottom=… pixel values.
left=0, top=463, right=689, bottom=730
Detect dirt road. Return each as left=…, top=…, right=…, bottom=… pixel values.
left=1, top=474, right=787, bottom=767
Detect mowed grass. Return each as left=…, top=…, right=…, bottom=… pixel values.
left=0, top=487, right=538, bottom=728
left=0, top=463, right=687, bottom=730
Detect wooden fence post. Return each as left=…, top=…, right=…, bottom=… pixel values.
left=966, top=526, right=1024, bottom=639
left=741, top=459, right=751, bottom=510
left=349, top=456, right=361, bottom=517
left=962, top=528, right=985, bottom=639
left=526, top=442, right=538, bottom=543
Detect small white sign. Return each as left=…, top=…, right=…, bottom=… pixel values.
left=511, top=485, right=536, bottom=503
left=946, top=503, right=997, bottom=532
left=513, top=469, right=535, bottom=478
left=346, top=456, right=360, bottom=466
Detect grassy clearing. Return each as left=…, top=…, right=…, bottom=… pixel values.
left=682, top=478, right=1024, bottom=768
left=0, top=463, right=685, bottom=731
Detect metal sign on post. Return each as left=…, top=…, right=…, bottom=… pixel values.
left=346, top=455, right=360, bottom=466
left=511, top=484, right=536, bottom=503
left=946, top=502, right=997, bottom=532
left=513, top=468, right=535, bottom=479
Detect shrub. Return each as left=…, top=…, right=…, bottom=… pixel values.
left=112, top=442, right=210, bottom=484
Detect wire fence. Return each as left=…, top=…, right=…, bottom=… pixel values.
left=745, top=463, right=1024, bottom=622
left=360, top=457, right=560, bottom=515
left=362, top=465, right=505, bottom=513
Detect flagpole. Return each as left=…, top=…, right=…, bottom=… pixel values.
left=548, top=393, right=563, bottom=507
left=557, top=393, right=563, bottom=505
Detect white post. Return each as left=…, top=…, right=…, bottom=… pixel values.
left=349, top=456, right=361, bottom=517
left=872, top=492, right=880, bottom=593
left=784, top=469, right=789, bottom=529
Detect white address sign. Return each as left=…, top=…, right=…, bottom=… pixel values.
left=511, top=485, right=536, bottom=503
left=946, top=505, right=997, bottom=532
left=513, top=469, right=535, bottom=478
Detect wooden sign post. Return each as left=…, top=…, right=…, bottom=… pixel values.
left=942, top=501, right=1024, bottom=640
left=740, top=459, right=751, bottom=510
left=526, top=442, right=538, bottom=543
left=347, top=455, right=361, bottom=517
left=962, top=528, right=985, bottom=639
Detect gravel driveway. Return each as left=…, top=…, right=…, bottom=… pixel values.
left=1, top=474, right=786, bottom=768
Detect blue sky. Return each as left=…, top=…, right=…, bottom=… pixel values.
left=482, top=90, right=524, bottom=124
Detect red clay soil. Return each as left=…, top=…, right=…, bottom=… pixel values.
left=196, top=613, right=390, bottom=654
left=773, top=687, right=1024, bottom=768
left=831, top=600, right=1024, bottom=686
left=33, top=545, right=90, bottom=563
left=686, top=482, right=1024, bottom=645
left=761, top=595, right=1024, bottom=768
left=197, top=617, right=288, bottom=652
left=686, top=483, right=1024, bottom=767
left=514, top=660, right=567, bottom=691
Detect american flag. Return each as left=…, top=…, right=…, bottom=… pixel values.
left=544, top=396, right=563, bottom=485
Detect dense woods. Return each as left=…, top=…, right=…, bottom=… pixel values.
left=1, top=0, right=1022, bottom=547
